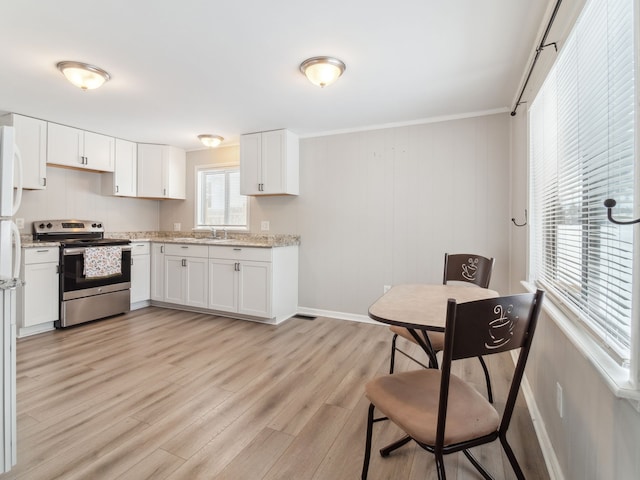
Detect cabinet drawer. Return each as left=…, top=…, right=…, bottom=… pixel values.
left=208, top=246, right=272, bottom=262
left=131, top=242, right=150, bottom=255
left=164, top=243, right=209, bottom=258
left=24, top=247, right=59, bottom=264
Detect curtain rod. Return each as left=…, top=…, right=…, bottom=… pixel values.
left=510, top=0, right=563, bottom=116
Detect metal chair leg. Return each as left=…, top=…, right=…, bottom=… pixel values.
left=361, top=403, right=376, bottom=480
left=477, top=356, right=493, bottom=403
left=390, top=334, right=398, bottom=373
left=462, top=449, right=493, bottom=480
left=380, top=435, right=412, bottom=457
left=499, top=434, right=526, bottom=480
left=435, top=453, right=447, bottom=480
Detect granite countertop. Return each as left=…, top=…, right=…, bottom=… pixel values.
left=21, top=232, right=300, bottom=249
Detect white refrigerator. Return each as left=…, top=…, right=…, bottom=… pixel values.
left=0, top=125, right=22, bottom=473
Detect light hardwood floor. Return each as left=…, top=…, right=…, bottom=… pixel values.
left=2, top=307, right=550, bottom=479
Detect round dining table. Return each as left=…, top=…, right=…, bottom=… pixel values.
left=368, top=284, right=500, bottom=367
left=369, top=284, right=500, bottom=330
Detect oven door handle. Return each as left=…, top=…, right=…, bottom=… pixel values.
left=63, top=246, right=132, bottom=255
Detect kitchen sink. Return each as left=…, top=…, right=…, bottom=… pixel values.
left=171, top=237, right=237, bottom=244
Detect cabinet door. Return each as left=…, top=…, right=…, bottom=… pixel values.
left=23, top=262, right=58, bottom=327
left=47, top=122, right=84, bottom=168
left=113, top=139, right=137, bottom=196
left=166, top=146, right=186, bottom=199
left=238, top=261, right=271, bottom=318
left=261, top=129, right=285, bottom=194
left=130, top=254, right=150, bottom=304
left=239, top=132, right=261, bottom=195
left=150, top=244, right=165, bottom=301
left=13, top=115, right=47, bottom=189
left=164, top=255, right=185, bottom=304
left=137, top=144, right=165, bottom=198
left=185, top=257, right=208, bottom=308
left=208, top=258, right=238, bottom=313
left=83, top=131, right=115, bottom=172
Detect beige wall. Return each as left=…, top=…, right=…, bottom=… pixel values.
left=166, top=113, right=512, bottom=317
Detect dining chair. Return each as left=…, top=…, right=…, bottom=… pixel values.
left=362, top=289, right=544, bottom=480
left=388, top=253, right=495, bottom=401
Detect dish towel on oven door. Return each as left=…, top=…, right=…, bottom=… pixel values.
left=83, top=246, right=122, bottom=278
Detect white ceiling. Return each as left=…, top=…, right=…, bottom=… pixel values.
left=1, top=0, right=549, bottom=151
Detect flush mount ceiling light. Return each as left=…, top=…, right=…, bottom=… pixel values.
left=56, top=61, right=111, bottom=90
left=198, top=134, right=224, bottom=148
left=299, top=56, right=346, bottom=88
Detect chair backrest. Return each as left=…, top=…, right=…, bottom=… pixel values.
left=442, top=253, right=494, bottom=288
left=436, top=290, right=544, bottom=443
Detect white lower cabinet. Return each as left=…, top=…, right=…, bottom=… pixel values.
left=130, top=242, right=150, bottom=306
left=18, top=247, right=59, bottom=336
left=151, top=243, right=165, bottom=301
left=209, top=247, right=272, bottom=317
left=150, top=242, right=298, bottom=323
left=208, top=257, right=271, bottom=317
left=163, top=244, right=208, bottom=308
left=238, top=260, right=272, bottom=318
left=209, top=245, right=297, bottom=323
left=208, top=258, right=238, bottom=313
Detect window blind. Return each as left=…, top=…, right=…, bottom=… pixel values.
left=529, top=0, right=636, bottom=360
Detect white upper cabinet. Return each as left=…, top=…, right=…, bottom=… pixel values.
left=167, top=146, right=186, bottom=199
left=0, top=114, right=47, bottom=189
left=47, top=122, right=115, bottom=172
left=240, top=129, right=299, bottom=196
left=137, top=144, right=186, bottom=199
left=101, top=139, right=137, bottom=197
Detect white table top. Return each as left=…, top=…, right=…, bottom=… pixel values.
left=368, top=284, right=499, bottom=331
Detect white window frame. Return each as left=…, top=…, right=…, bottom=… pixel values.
left=527, top=0, right=640, bottom=399
left=194, top=163, right=249, bottom=231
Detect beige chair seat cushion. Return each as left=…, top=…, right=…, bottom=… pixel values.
left=365, top=369, right=499, bottom=446
left=389, top=325, right=445, bottom=352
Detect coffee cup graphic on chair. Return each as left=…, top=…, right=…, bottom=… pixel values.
left=461, top=257, right=480, bottom=281
left=485, top=303, right=516, bottom=349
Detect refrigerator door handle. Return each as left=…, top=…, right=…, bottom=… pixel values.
left=10, top=222, right=20, bottom=278
left=12, top=144, right=23, bottom=216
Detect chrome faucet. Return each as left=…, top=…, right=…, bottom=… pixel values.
left=211, top=227, right=217, bottom=239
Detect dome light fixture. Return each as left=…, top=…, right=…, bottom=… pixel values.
left=198, top=134, right=224, bottom=148
left=299, top=56, right=346, bottom=88
left=56, top=61, right=111, bottom=90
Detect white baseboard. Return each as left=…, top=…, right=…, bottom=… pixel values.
left=130, top=300, right=151, bottom=311
left=18, top=322, right=55, bottom=338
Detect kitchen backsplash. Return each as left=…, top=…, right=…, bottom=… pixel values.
left=16, top=166, right=160, bottom=233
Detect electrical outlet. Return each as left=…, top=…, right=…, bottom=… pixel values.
left=15, top=218, right=24, bottom=229
left=173, top=223, right=181, bottom=231
left=384, top=285, right=392, bottom=293
left=556, top=382, right=564, bottom=418
left=261, top=221, right=270, bottom=231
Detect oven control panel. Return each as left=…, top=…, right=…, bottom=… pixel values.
left=33, top=219, right=105, bottom=235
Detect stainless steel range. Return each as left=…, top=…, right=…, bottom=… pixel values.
left=33, top=220, right=131, bottom=328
